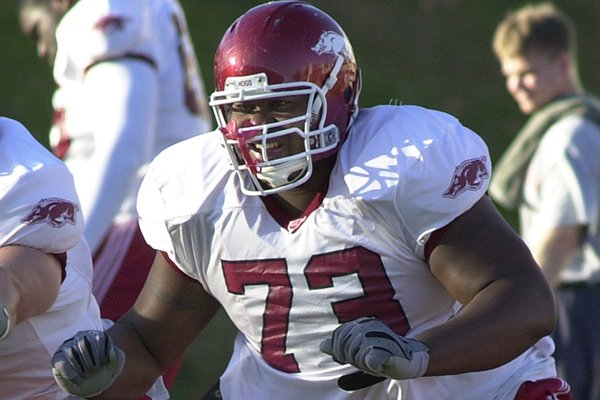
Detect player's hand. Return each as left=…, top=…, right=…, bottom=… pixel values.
left=320, top=317, right=429, bottom=387
left=52, top=330, right=125, bottom=398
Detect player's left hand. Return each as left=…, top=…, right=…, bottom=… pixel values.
left=52, top=330, right=125, bottom=398
left=320, top=317, right=430, bottom=385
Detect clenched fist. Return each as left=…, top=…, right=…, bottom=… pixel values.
left=52, top=330, right=125, bottom=398
left=320, top=317, right=429, bottom=390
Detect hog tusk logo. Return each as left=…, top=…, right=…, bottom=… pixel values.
left=21, top=198, right=79, bottom=228
left=443, top=156, right=489, bottom=198
left=312, top=31, right=348, bottom=57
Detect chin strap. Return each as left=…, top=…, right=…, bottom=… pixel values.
left=256, top=158, right=308, bottom=188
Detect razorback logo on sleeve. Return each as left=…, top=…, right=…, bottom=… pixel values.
left=443, top=156, right=489, bottom=198
left=21, top=198, right=79, bottom=228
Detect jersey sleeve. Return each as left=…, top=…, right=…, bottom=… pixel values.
left=393, top=108, right=491, bottom=250
left=137, top=160, right=174, bottom=255
left=137, top=134, right=229, bottom=287
left=137, top=151, right=209, bottom=284
left=0, top=121, right=84, bottom=253
left=340, top=106, right=492, bottom=256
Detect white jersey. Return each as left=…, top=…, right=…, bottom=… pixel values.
left=138, top=105, right=556, bottom=399
left=521, top=114, right=600, bottom=284
left=51, top=0, right=211, bottom=253
left=0, top=117, right=103, bottom=400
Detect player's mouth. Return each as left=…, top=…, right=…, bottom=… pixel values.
left=250, top=141, right=285, bottom=162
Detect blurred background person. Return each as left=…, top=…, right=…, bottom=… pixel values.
left=490, top=3, right=600, bottom=399
left=18, top=0, right=212, bottom=395
left=0, top=116, right=104, bottom=400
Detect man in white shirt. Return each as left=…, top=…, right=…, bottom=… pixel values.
left=491, top=4, right=600, bottom=398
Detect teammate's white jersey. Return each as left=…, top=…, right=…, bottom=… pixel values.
left=51, top=0, right=211, bottom=253
left=138, top=105, right=556, bottom=399
left=0, top=117, right=103, bottom=400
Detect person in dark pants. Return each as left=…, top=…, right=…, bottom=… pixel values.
left=491, top=3, right=600, bottom=399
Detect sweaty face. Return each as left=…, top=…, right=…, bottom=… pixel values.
left=19, top=3, right=64, bottom=66
left=227, top=95, right=310, bottom=165
left=500, top=51, right=569, bottom=114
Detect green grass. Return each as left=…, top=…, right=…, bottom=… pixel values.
left=2, top=1, right=600, bottom=398
left=171, top=309, right=237, bottom=399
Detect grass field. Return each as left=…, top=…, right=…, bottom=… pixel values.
left=2, top=1, right=600, bottom=398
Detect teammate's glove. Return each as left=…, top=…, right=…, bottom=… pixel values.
left=51, top=330, right=125, bottom=398
left=0, top=305, right=10, bottom=341
left=320, top=317, right=429, bottom=389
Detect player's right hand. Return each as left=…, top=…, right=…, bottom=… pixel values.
left=52, top=330, right=125, bottom=398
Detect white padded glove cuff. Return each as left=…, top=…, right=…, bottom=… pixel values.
left=382, top=339, right=430, bottom=379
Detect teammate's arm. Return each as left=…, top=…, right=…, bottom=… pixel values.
left=78, top=58, right=159, bottom=253
left=417, top=195, right=555, bottom=375
left=0, top=245, right=63, bottom=339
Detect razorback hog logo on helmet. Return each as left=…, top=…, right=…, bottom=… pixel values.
left=21, top=198, right=79, bottom=228
left=312, top=31, right=348, bottom=57
left=443, top=156, right=489, bottom=198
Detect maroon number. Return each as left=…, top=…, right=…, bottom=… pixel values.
left=222, top=259, right=299, bottom=373
left=222, top=246, right=410, bottom=373
left=305, top=247, right=409, bottom=334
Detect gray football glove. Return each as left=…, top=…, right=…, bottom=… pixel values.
left=320, top=317, right=429, bottom=389
left=52, top=330, right=125, bottom=398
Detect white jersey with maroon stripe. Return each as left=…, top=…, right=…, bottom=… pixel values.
left=49, top=0, right=211, bottom=254
left=0, top=117, right=103, bottom=400
left=138, top=105, right=556, bottom=399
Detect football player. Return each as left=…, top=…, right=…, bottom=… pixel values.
left=18, top=0, right=212, bottom=395
left=18, top=0, right=211, bottom=319
left=50, top=2, right=571, bottom=399
left=0, top=117, right=104, bottom=399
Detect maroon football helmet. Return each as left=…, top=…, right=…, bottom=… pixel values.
left=210, top=1, right=361, bottom=195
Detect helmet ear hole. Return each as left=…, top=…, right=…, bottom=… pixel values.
left=343, top=86, right=353, bottom=103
